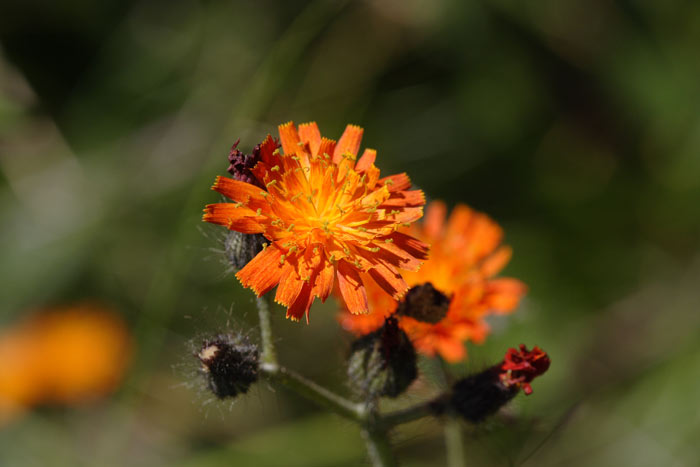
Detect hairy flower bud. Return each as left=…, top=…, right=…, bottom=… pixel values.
left=396, top=282, right=450, bottom=324
left=197, top=334, right=259, bottom=399
left=224, top=230, right=267, bottom=271
left=347, top=317, right=417, bottom=399
left=433, top=345, right=550, bottom=422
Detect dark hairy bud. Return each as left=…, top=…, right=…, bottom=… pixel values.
left=197, top=334, right=259, bottom=399
left=224, top=230, right=267, bottom=271
left=432, top=345, right=550, bottom=423
left=347, top=317, right=417, bottom=399
left=396, top=282, right=450, bottom=324
left=435, top=367, right=519, bottom=423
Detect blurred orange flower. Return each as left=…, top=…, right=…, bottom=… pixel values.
left=0, top=304, right=131, bottom=425
left=340, top=201, right=526, bottom=362
left=203, top=121, right=428, bottom=321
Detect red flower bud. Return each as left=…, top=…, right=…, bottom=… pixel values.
left=499, top=345, right=550, bottom=395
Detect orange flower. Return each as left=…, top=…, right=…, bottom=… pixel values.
left=340, top=201, right=526, bottom=362
left=203, top=122, right=428, bottom=321
left=0, top=304, right=131, bottom=425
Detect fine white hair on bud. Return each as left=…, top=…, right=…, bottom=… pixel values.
left=196, top=334, right=259, bottom=399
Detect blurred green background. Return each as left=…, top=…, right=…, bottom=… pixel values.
left=1, top=0, right=700, bottom=465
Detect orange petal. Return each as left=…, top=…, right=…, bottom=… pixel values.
left=483, top=278, right=526, bottom=313
left=258, top=134, right=281, bottom=166
left=368, top=261, right=408, bottom=300
left=364, top=164, right=381, bottom=188
left=278, top=121, right=300, bottom=156
left=298, top=122, right=321, bottom=156
left=317, top=137, right=336, bottom=159
left=392, top=206, right=424, bottom=224
left=466, top=213, right=503, bottom=261
left=236, top=246, right=285, bottom=296
left=380, top=190, right=425, bottom=208
left=424, top=201, right=446, bottom=240
left=373, top=239, right=423, bottom=272
left=436, top=337, right=466, bottom=363
left=480, top=246, right=512, bottom=278
left=286, top=282, right=313, bottom=322
left=337, top=260, right=368, bottom=314
left=211, top=176, right=272, bottom=214
left=387, top=232, right=429, bottom=261
left=333, top=124, right=363, bottom=163
left=312, top=259, right=335, bottom=302
left=202, top=203, right=265, bottom=233
left=379, top=173, right=411, bottom=192
left=355, top=149, right=376, bottom=173
left=275, top=261, right=305, bottom=307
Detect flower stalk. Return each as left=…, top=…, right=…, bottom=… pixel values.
left=260, top=362, right=365, bottom=422
left=444, top=414, right=466, bottom=467
left=256, top=295, right=278, bottom=366
left=361, top=426, right=398, bottom=467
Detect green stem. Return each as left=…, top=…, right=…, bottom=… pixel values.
left=438, top=358, right=465, bottom=467
left=361, top=426, right=397, bottom=467
left=382, top=400, right=436, bottom=427
left=444, top=414, right=466, bottom=467
left=260, top=363, right=365, bottom=422
left=256, top=295, right=277, bottom=366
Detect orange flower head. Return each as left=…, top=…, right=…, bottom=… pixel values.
left=340, top=201, right=527, bottom=362
left=0, top=304, right=132, bottom=425
left=203, top=122, right=429, bottom=321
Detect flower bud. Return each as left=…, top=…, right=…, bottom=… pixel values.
left=396, top=282, right=450, bottom=324
left=347, top=317, right=417, bottom=399
left=197, top=334, right=259, bottom=399
left=433, top=345, right=550, bottom=423
left=500, top=345, right=550, bottom=395
left=224, top=230, right=267, bottom=271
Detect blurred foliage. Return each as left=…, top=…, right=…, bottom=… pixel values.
left=1, top=0, right=700, bottom=465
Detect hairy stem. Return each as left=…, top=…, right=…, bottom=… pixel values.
left=260, top=363, right=365, bottom=422
left=256, top=295, right=277, bottom=366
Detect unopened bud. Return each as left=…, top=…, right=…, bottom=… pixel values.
left=224, top=230, right=267, bottom=271
left=396, top=282, right=450, bottom=323
left=433, top=345, right=550, bottom=422
left=347, top=317, right=417, bottom=399
left=197, top=334, right=259, bottom=399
